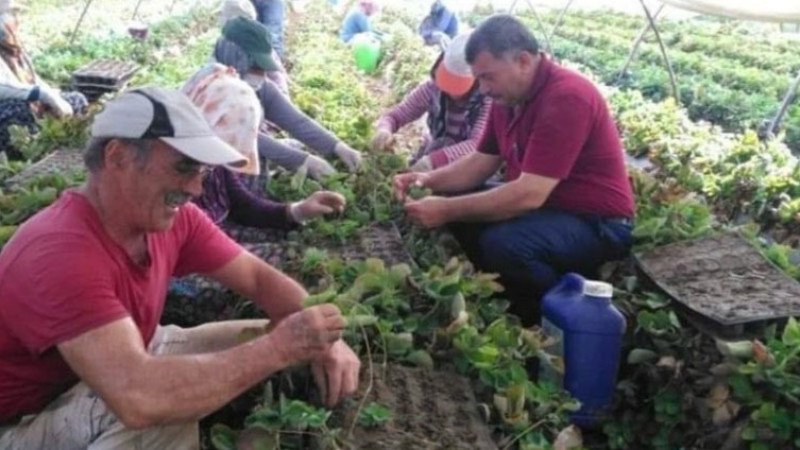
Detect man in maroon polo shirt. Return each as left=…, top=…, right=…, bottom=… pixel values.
left=394, top=14, right=634, bottom=326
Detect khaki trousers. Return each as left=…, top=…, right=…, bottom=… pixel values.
left=0, top=319, right=268, bottom=450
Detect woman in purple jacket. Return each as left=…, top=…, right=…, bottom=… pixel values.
left=165, top=65, right=344, bottom=326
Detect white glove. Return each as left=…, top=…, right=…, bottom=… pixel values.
left=289, top=191, right=346, bottom=223
left=333, top=142, right=362, bottom=172
left=300, top=154, right=336, bottom=180
left=369, top=128, right=394, bottom=152
left=409, top=155, right=433, bottom=172
left=38, top=85, right=73, bottom=118
left=432, top=31, right=450, bottom=50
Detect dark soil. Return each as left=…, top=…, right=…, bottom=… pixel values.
left=322, top=365, right=497, bottom=450
left=636, top=232, right=800, bottom=325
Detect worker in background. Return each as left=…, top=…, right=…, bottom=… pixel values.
left=0, top=0, right=87, bottom=159
left=370, top=33, right=490, bottom=172
left=418, top=0, right=459, bottom=47
left=212, top=17, right=363, bottom=182
left=251, top=0, right=288, bottom=57
left=219, top=0, right=289, bottom=95
left=339, top=0, right=378, bottom=44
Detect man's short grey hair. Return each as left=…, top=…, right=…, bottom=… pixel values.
left=84, top=137, right=153, bottom=172
left=465, top=14, right=539, bottom=64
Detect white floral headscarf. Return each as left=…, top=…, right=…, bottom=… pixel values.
left=181, top=63, right=262, bottom=175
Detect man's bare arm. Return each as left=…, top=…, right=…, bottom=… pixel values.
left=58, top=305, right=343, bottom=428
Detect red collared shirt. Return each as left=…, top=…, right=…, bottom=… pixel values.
left=0, top=191, right=241, bottom=423
left=479, top=54, right=634, bottom=218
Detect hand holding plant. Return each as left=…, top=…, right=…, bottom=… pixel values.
left=369, top=128, right=394, bottom=152
left=393, top=173, right=430, bottom=202
left=333, top=142, right=362, bottom=172
left=312, top=340, right=361, bottom=407
left=270, top=304, right=346, bottom=366
left=290, top=191, right=346, bottom=223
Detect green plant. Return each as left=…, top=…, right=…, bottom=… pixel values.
left=356, top=402, right=392, bottom=427
left=725, top=319, right=800, bottom=449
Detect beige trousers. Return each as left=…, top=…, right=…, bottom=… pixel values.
left=0, top=319, right=268, bottom=450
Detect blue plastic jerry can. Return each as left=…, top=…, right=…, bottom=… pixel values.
left=540, top=273, right=626, bottom=428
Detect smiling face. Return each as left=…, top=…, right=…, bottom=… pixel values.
left=470, top=50, right=538, bottom=106
left=106, top=139, right=208, bottom=232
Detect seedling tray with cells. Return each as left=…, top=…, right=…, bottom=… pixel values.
left=337, top=222, right=414, bottom=267
left=635, top=232, right=800, bottom=330
left=71, top=59, right=140, bottom=87
left=314, top=365, right=497, bottom=450
left=5, top=148, right=84, bottom=188
left=72, top=60, right=139, bottom=101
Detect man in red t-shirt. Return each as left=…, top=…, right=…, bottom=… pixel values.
left=0, top=87, right=360, bottom=449
left=395, top=15, right=634, bottom=326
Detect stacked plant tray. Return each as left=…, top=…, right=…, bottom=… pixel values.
left=71, top=60, right=139, bottom=102
left=635, top=232, right=800, bottom=336
left=4, top=147, right=84, bottom=188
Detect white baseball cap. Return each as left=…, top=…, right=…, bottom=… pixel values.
left=435, top=33, right=475, bottom=97
left=91, top=86, right=247, bottom=169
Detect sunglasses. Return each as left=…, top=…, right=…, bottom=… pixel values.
left=172, top=156, right=211, bottom=179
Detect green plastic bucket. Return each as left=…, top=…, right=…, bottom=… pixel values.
left=351, top=33, right=382, bottom=74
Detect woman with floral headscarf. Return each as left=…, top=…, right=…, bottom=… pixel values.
left=0, top=0, right=87, bottom=158
left=166, top=64, right=346, bottom=326
left=182, top=64, right=346, bottom=241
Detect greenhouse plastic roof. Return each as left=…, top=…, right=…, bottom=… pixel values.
left=660, top=0, right=800, bottom=23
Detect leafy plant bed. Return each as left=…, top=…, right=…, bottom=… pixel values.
left=635, top=232, right=800, bottom=329
left=315, top=364, right=497, bottom=450
left=4, top=147, right=84, bottom=188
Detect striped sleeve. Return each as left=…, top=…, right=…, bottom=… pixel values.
left=376, top=80, right=436, bottom=132
left=428, top=96, right=492, bottom=168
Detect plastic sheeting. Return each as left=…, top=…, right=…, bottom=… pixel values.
left=659, top=0, right=800, bottom=23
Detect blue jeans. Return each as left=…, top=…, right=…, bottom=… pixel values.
left=254, top=0, right=285, bottom=56
left=450, top=209, right=632, bottom=326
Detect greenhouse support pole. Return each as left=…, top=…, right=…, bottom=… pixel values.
left=616, top=2, right=666, bottom=84
left=639, top=0, right=678, bottom=100
left=509, top=0, right=552, bottom=53
left=767, top=69, right=800, bottom=137
left=131, top=0, right=145, bottom=20
left=69, top=0, right=94, bottom=45
left=545, top=0, right=575, bottom=51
